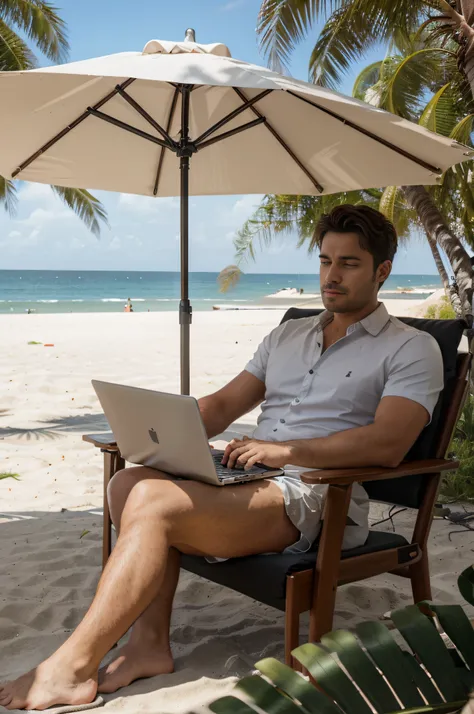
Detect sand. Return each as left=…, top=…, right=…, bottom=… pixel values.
left=1, top=299, right=473, bottom=713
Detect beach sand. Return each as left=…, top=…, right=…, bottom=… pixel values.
left=1, top=299, right=473, bottom=713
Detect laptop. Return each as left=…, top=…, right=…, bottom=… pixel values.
left=92, top=380, right=284, bottom=485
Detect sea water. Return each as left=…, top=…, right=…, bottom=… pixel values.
left=0, top=270, right=442, bottom=314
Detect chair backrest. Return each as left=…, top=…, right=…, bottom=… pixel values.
left=280, top=307, right=471, bottom=509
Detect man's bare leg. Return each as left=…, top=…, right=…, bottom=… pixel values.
left=0, top=470, right=298, bottom=710
left=99, top=469, right=180, bottom=693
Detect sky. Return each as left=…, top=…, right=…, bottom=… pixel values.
left=0, top=0, right=444, bottom=274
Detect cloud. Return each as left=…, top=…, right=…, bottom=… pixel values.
left=231, top=195, right=263, bottom=217
left=119, top=194, right=178, bottom=214
left=20, top=206, right=70, bottom=227
left=109, top=236, right=121, bottom=251
left=19, top=183, right=54, bottom=202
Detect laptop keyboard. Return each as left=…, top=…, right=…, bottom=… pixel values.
left=211, top=451, right=268, bottom=478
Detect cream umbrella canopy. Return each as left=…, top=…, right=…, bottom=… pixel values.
left=0, top=29, right=471, bottom=393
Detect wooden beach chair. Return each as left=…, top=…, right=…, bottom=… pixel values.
left=83, top=309, right=471, bottom=668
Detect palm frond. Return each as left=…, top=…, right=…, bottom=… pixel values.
left=450, top=113, right=474, bottom=145
left=0, top=0, right=69, bottom=62
left=353, top=61, right=383, bottom=100
left=372, top=48, right=456, bottom=119
left=257, top=0, right=337, bottom=73
left=309, top=6, right=378, bottom=88
left=0, top=17, right=36, bottom=70
left=0, top=175, right=18, bottom=215
left=419, top=82, right=464, bottom=136
left=217, top=265, right=243, bottom=293
left=379, top=185, right=400, bottom=225
left=51, top=186, right=108, bottom=237
left=378, top=185, right=415, bottom=239
left=207, top=602, right=474, bottom=714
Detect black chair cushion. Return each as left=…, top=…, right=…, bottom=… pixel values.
left=280, top=308, right=467, bottom=508
left=181, top=530, right=409, bottom=612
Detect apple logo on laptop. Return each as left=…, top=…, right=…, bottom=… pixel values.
left=149, top=428, right=159, bottom=444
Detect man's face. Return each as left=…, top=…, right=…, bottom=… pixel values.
left=319, top=231, right=391, bottom=313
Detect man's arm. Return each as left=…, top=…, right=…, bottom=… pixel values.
left=198, top=371, right=266, bottom=439
left=285, top=396, right=429, bottom=469
left=224, top=333, right=444, bottom=471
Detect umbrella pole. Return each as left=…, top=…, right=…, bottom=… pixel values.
left=179, top=85, right=193, bottom=395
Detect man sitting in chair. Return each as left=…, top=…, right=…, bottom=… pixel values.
left=0, top=205, right=444, bottom=710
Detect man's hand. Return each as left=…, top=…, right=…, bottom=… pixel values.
left=222, top=436, right=292, bottom=470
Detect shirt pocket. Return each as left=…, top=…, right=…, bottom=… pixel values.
left=332, top=367, right=385, bottom=420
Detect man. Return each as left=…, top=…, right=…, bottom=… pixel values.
left=0, top=205, right=444, bottom=710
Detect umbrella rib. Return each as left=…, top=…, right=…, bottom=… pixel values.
left=232, top=87, right=324, bottom=194
left=87, top=108, right=172, bottom=149
left=115, top=86, right=177, bottom=148
left=11, top=78, right=136, bottom=179
left=194, top=89, right=273, bottom=145
left=197, top=116, right=266, bottom=150
left=154, top=86, right=180, bottom=196
left=287, top=90, right=443, bottom=175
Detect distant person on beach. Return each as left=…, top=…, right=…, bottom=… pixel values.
left=299, top=287, right=304, bottom=295
left=124, top=298, right=133, bottom=313
left=0, top=205, right=444, bottom=710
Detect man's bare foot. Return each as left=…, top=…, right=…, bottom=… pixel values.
left=0, top=656, right=97, bottom=711
left=98, top=640, right=174, bottom=694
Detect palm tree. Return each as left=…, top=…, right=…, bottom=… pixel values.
left=257, top=1, right=474, bottom=96
left=221, top=45, right=474, bottom=317
left=227, top=4, right=473, bottom=319
left=0, top=0, right=107, bottom=234
left=354, top=44, right=474, bottom=317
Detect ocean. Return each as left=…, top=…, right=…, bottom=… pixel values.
left=0, top=270, right=442, bottom=314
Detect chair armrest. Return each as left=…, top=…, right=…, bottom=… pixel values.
left=82, top=433, right=118, bottom=450
left=300, top=458, right=459, bottom=486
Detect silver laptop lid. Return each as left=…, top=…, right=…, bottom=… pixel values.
left=91, top=380, right=219, bottom=484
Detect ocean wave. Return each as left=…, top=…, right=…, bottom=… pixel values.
left=37, top=299, right=59, bottom=303
left=380, top=288, right=438, bottom=295
left=101, top=298, right=124, bottom=302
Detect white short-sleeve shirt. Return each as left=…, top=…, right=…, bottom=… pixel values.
left=243, top=303, right=444, bottom=550
left=245, top=303, right=444, bottom=449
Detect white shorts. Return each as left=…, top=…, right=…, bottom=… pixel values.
left=273, top=472, right=370, bottom=554
left=205, top=472, right=369, bottom=563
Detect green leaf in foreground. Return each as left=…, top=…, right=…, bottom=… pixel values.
left=79, top=530, right=90, bottom=539
left=458, top=566, right=474, bottom=607
left=28, top=341, right=42, bottom=345
left=0, top=473, right=20, bottom=480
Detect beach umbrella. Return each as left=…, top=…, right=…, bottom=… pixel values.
left=0, top=30, right=471, bottom=394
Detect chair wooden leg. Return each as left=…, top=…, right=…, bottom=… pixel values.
left=102, top=450, right=125, bottom=570
left=285, top=576, right=301, bottom=669
left=309, top=484, right=352, bottom=642
left=410, top=551, right=432, bottom=603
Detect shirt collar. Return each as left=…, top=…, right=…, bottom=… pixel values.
left=316, top=303, right=390, bottom=337
left=358, top=302, right=390, bottom=336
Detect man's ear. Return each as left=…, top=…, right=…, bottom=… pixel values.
left=378, top=260, right=392, bottom=283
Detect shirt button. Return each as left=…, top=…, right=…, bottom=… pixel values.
left=309, top=369, right=314, bottom=374
left=280, top=418, right=286, bottom=424
left=294, top=398, right=300, bottom=404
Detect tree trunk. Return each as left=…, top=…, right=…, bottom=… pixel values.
left=427, top=235, right=450, bottom=293
left=402, top=185, right=473, bottom=325
left=441, top=1, right=474, bottom=104
left=425, top=234, right=464, bottom=316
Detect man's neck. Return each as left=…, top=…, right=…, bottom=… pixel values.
left=329, top=300, right=380, bottom=334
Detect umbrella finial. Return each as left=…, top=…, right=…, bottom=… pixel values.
left=184, top=28, right=196, bottom=42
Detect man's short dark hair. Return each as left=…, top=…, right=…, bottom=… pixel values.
left=315, top=205, right=398, bottom=272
